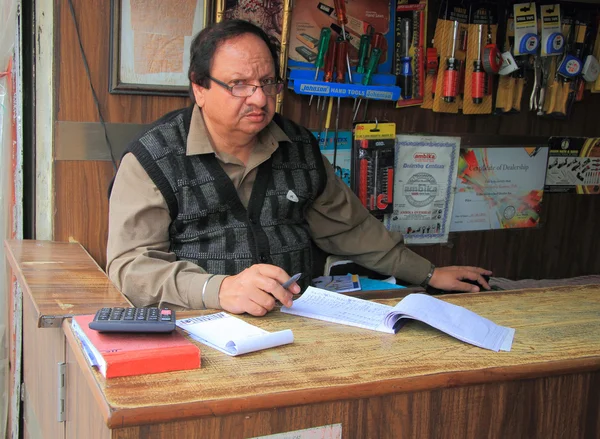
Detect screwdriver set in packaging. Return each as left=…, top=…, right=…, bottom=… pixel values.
left=352, top=122, right=396, bottom=218
left=395, top=0, right=428, bottom=108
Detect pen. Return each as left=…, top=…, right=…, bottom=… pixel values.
left=281, top=273, right=302, bottom=289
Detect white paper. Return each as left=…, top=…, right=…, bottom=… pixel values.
left=282, top=287, right=515, bottom=351
left=281, top=287, right=395, bottom=333
left=177, top=312, right=294, bottom=356
left=384, top=135, right=461, bottom=244
left=386, top=294, right=514, bottom=352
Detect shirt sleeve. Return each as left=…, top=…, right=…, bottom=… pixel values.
left=305, top=155, right=432, bottom=285
left=106, top=153, right=226, bottom=310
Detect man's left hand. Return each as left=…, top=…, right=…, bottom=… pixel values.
left=428, top=266, right=492, bottom=292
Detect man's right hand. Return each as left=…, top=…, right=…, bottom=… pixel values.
left=218, top=264, right=301, bottom=316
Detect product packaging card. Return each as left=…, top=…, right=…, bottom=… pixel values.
left=288, top=0, right=395, bottom=74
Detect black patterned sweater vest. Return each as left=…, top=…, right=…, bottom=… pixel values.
left=125, top=106, right=326, bottom=290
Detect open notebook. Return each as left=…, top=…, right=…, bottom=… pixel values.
left=281, top=287, right=514, bottom=352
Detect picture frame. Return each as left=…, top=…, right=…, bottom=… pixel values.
left=109, top=0, right=213, bottom=96
left=215, top=0, right=293, bottom=112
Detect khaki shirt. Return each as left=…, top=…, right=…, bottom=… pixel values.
left=107, top=106, right=431, bottom=310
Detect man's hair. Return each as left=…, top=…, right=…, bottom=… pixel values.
left=188, top=19, right=281, bottom=100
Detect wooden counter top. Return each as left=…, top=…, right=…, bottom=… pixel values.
left=5, top=240, right=130, bottom=327
left=63, top=284, right=600, bottom=429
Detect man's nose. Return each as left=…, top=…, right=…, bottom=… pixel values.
left=246, top=85, right=268, bottom=107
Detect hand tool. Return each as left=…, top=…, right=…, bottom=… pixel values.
left=472, top=24, right=485, bottom=104
left=482, top=13, right=501, bottom=74
left=443, top=20, right=460, bottom=103
left=308, top=27, right=331, bottom=107
left=352, top=47, right=382, bottom=121
left=334, top=38, right=347, bottom=172
left=399, top=18, right=413, bottom=100
left=333, top=0, right=353, bottom=83
left=426, top=47, right=439, bottom=98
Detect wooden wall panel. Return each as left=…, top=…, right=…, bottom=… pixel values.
left=56, top=0, right=189, bottom=123
left=53, top=0, right=600, bottom=278
left=54, top=161, right=114, bottom=268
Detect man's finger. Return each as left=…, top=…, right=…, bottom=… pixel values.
left=456, top=280, right=480, bottom=293
left=256, top=264, right=293, bottom=285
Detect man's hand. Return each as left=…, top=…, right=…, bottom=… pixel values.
left=219, top=264, right=302, bottom=316
left=428, top=266, right=492, bottom=292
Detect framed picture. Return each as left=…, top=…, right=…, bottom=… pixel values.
left=215, top=0, right=292, bottom=111
left=109, top=0, right=213, bottom=96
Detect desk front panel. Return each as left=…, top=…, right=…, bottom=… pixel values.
left=63, top=285, right=600, bottom=428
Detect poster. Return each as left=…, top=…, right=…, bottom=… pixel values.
left=116, top=0, right=208, bottom=90
left=288, top=0, right=394, bottom=73
left=545, top=137, right=600, bottom=194
left=312, top=130, right=352, bottom=186
left=384, top=135, right=460, bottom=244
left=450, top=147, right=549, bottom=232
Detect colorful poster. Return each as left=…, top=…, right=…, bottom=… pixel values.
left=288, top=0, right=394, bottom=73
left=545, top=137, right=600, bottom=194
left=450, top=147, right=549, bottom=232
left=312, top=130, right=352, bottom=186
left=384, top=135, right=460, bottom=244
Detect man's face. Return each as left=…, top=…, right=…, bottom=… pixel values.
left=193, top=33, right=277, bottom=139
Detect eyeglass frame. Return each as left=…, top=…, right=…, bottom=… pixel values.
left=205, top=76, right=284, bottom=97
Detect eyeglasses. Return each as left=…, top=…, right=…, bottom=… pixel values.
left=206, top=76, right=284, bottom=97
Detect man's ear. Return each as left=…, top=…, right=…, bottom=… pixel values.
left=191, top=82, right=206, bottom=108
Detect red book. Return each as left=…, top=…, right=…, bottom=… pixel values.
left=71, top=314, right=201, bottom=378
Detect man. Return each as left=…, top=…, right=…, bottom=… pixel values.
left=107, top=20, right=491, bottom=316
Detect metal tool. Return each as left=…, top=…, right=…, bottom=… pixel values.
left=333, top=0, right=353, bottom=83
left=308, top=28, right=331, bottom=107
left=443, top=21, right=460, bottom=103
left=472, top=24, right=485, bottom=104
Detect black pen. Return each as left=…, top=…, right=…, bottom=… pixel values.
left=281, top=273, right=302, bottom=289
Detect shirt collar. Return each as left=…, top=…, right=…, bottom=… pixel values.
left=186, top=105, right=290, bottom=157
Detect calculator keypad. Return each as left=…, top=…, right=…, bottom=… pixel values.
left=88, top=307, right=176, bottom=333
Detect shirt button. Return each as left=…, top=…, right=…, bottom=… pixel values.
left=249, top=217, right=256, bottom=225
left=259, top=254, right=268, bottom=263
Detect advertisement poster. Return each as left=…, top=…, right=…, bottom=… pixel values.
left=312, top=130, right=352, bottom=186
left=384, top=135, right=460, bottom=244
left=288, top=0, right=394, bottom=73
left=450, top=147, right=549, bottom=232
left=545, top=137, right=600, bottom=194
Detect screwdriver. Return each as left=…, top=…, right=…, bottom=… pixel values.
left=399, top=18, right=413, bottom=100
left=322, top=96, right=334, bottom=152
left=356, top=34, right=370, bottom=74
left=352, top=34, right=371, bottom=114
left=316, top=41, right=337, bottom=144
left=472, top=24, right=485, bottom=104
left=333, top=0, right=353, bottom=83
left=319, top=38, right=337, bottom=111
left=309, top=28, right=331, bottom=107
left=443, top=20, right=459, bottom=103
left=353, top=32, right=384, bottom=113
left=353, top=47, right=382, bottom=121
left=334, top=38, right=348, bottom=172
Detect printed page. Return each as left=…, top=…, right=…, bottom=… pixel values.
left=177, top=313, right=294, bottom=356
left=281, top=287, right=395, bottom=333
left=387, top=294, right=515, bottom=352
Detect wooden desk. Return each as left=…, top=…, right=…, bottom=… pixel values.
left=7, top=240, right=600, bottom=439
left=5, top=240, right=130, bottom=439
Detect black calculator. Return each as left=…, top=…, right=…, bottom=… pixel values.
left=88, top=307, right=176, bottom=333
